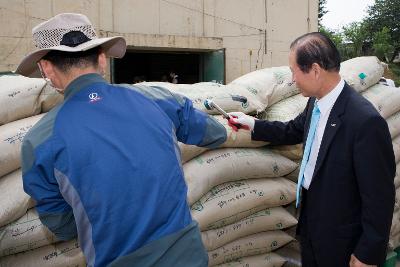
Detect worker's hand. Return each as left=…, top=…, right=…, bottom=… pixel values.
left=228, top=112, right=255, bottom=132
left=349, top=254, right=376, bottom=267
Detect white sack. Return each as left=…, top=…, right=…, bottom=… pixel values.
left=191, top=178, right=296, bottom=230
left=38, top=83, right=63, bottom=113
left=0, top=75, right=61, bottom=125
left=179, top=143, right=208, bottom=164
left=208, top=230, right=293, bottom=266
left=387, top=111, right=400, bottom=139
left=340, top=56, right=384, bottom=93
left=141, top=82, right=266, bottom=115
left=215, top=252, right=286, bottom=267
left=271, top=144, right=303, bottom=162
left=0, top=169, right=34, bottom=227
left=178, top=115, right=268, bottom=164
left=0, top=209, right=56, bottom=257
left=229, top=66, right=299, bottom=107
left=184, top=148, right=297, bottom=205
left=263, top=94, right=308, bottom=122
left=201, top=207, right=297, bottom=251
left=0, top=114, right=45, bottom=177
left=362, top=84, right=400, bottom=119
left=0, top=239, right=85, bottom=267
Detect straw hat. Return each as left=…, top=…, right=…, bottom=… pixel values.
left=15, top=13, right=126, bottom=77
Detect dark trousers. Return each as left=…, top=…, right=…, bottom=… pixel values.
left=300, top=235, right=318, bottom=267
left=298, top=190, right=360, bottom=267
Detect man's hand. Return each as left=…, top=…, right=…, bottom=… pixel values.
left=349, top=254, right=377, bottom=267
left=227, top=112, right=255, bottom=132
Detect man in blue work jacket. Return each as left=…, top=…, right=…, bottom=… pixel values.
left=16, top=13, right=226, bottom=267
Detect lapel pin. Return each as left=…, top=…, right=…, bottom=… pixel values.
left=331, top=123, right=336, bottom=127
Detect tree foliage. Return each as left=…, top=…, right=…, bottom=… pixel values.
left=342, top=22, right=368, bottom=58
left=372, top=27, right=394, bottom=62
left=320, top=0, right=400, bottom=62
left=365, top=0, right=400, bottom=61
left=319, top=26, right=342, bottom=47
left=318, top=0, right=328, bottom=27
left=320, top=26, right=355, bottom=61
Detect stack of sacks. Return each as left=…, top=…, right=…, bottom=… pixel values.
left=180, top=56, right=392, bottom=266
left=230, top=66, right=299, bottom=107
left=0, top=73, right=277, bottom=266
left=262, top=93, right=308, bottom=164
left=186, top=150, right=298, bottom=267
left=0, top=73, right=283, bottom=266
left=0, top=75, right=85, bottom=266
left=340, top=56, right=400, bottom=214
left=179, top=115, right=268, bottom=163
left=181, top=145, right=298, bottom=267
left=140, top=81, right=271, bottom=164
left=386, top=115, right=400, bottom=249
left=141, top=81, right=267, bottom=115
left=169, top=67, right=305, bottom=164
left=228, top=56, right=383, bottom=112
left=339, top=56, right=386, bottom=92
left=166, top=71, right=304, bottom=266
left=0, top=239, right=84, bottom=267
left=177, top=69, right=303, bottom=266
left=0, top=75, right=62, bottom=125
left=358, top=73, right=400, bottom=250
left=210, top=253, right=287, bottom=267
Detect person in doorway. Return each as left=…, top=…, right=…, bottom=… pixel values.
left=16, top=13, right=226, bottom=267
left=228, top=32, right=396, bottom=267
left=169, top=70, right=178, bottom=84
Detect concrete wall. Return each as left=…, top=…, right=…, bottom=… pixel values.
left=0, top=0, right=318, bottom=83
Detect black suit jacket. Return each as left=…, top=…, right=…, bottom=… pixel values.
left=252, top=83, right=396, bottom=265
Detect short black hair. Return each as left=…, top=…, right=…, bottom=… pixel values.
left=290, top=32, right=341, bottom=73
left=42, top=46, right=101, bottom=73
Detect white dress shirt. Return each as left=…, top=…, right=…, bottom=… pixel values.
left=302, top=79, right=345, bottom=189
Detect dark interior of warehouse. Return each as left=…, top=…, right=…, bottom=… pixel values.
left=112, top=50, right=201, bottom=84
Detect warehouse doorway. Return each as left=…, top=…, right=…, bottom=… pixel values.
left=111, top=49, right=225, bottom=85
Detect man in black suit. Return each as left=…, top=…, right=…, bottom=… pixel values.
left=228, top=32, right=396, bottom=267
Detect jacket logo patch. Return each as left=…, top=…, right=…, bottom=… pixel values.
left=89, top=92, right=102, bottom=103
